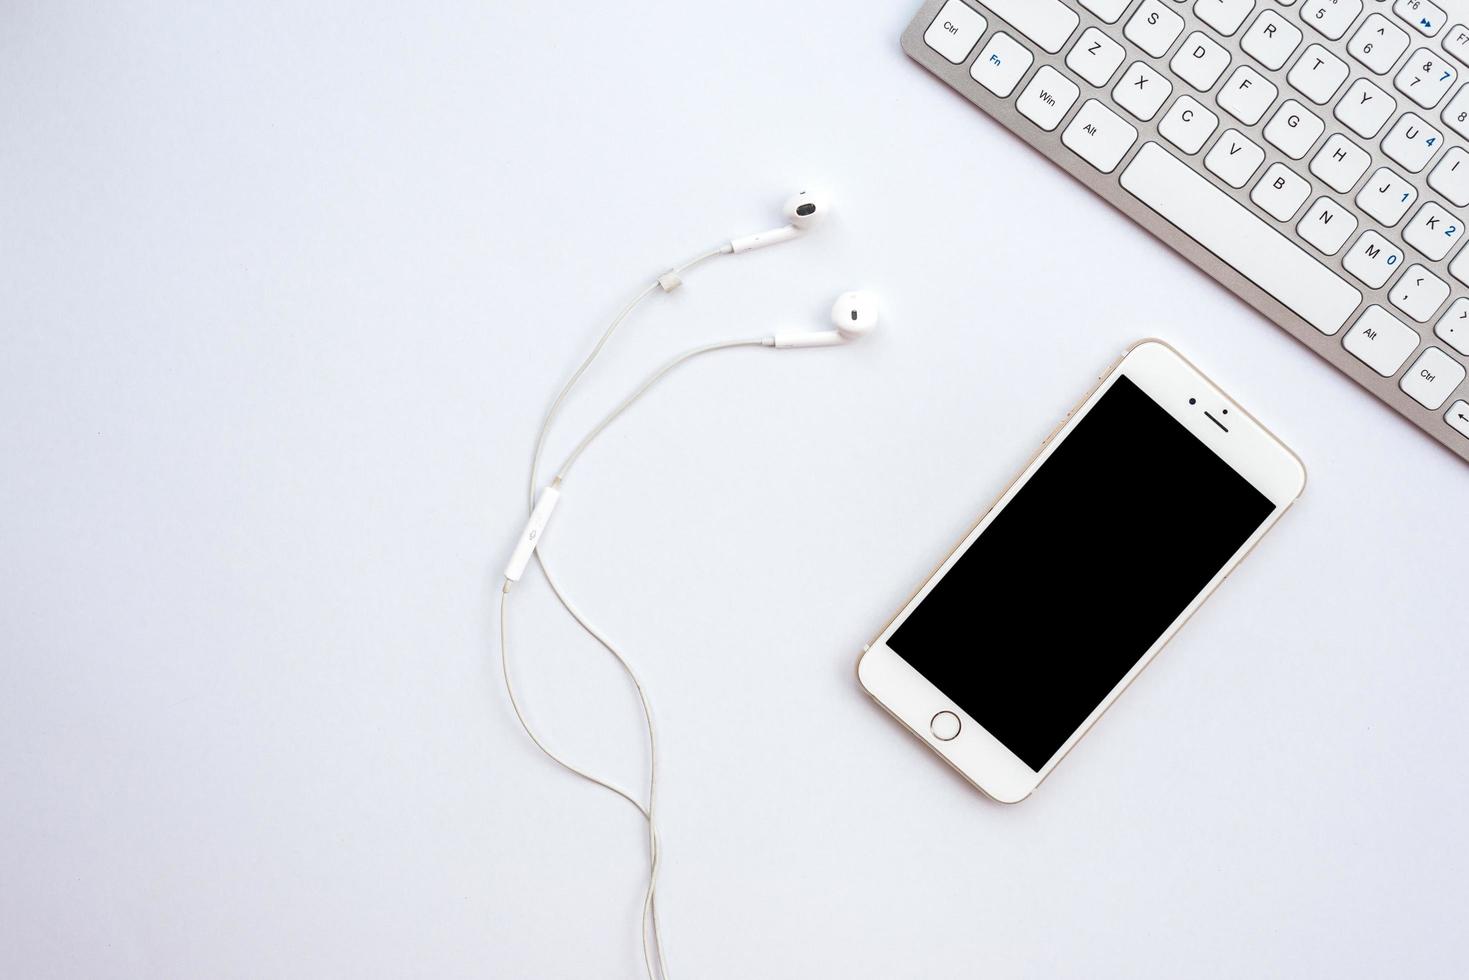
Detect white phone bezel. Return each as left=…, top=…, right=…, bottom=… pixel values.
left=856, top=340, right=1306, bottom=804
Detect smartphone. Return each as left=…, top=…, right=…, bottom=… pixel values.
left=857, top=340, right=1305, bottom=803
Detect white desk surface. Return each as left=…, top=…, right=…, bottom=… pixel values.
left=2, top=2, right=1465, bottom=977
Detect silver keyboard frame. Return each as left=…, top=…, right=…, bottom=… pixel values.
left=902, top=0, right=1469, bottom=465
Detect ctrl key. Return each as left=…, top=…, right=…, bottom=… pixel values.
left=924, top=0, right=986, bottom=65
left=1400, top=347, right=1466, bottom=409
left=1446, top=400, right=1469, bottom=439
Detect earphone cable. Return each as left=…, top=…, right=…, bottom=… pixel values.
left=497, top=582, right=650, bottom=820
left=498, top=574, right=668, bottom=979
left=535, top=336, right=768, bottom=978
left=529, top=244, right=730, bottom=509
left=507, top=337, right=768, bottom=980
left=554, top=337, right=767, bottom=483
left=527, top=555, right=669, bottom=978
left=504, top=243, right=742, bottom=980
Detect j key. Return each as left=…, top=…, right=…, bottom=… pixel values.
left=1357, top=166, right=1419, bottom=223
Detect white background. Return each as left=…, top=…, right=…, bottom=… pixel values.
left=2, top=2, right=1466, bottom=977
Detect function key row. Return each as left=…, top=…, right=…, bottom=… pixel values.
left=928, top=0, right=1469, bottom=83
left=926, top=0, right=1469, bottom=108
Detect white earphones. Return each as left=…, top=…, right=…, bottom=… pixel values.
left=500, top=189, right=879, bottom=980
left=772, top=290, right=880, bottom=348
left=729, top=188, right=829, bottom=253
left=502, top=286, right=877, bottom=583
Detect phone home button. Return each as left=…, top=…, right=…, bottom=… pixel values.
left=930, top=710, right=961, bottom=741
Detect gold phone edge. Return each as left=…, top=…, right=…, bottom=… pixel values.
left=853, top=338, right=1306, bottom=802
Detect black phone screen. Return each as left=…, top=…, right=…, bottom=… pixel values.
left=886, top=375, right=1276, bottom=771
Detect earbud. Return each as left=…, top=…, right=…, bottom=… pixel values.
left=771, top=291, right=880, bottom=348
left=729, top=189, right=829, bottom=253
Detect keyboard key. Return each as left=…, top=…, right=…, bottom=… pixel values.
left=1114, top=61, right=1173, bottom=120
left=981, top=0, right=1079, bottom=53
left=1434, top=297, right=1469, bottom=353
left=1343, top=305, right=1420, bottom=374
left=1394, top=0, right=1445, bottom=37
left=1219, top=65, right=1278, bottom=123
left=924, top=1, right=986, bottom=64
left=1080, top=0, right=1132, bottom=23
left=1334, top=78, right=1397, bottom=138
left=1196, top=0, right=1257, bottom=37
left=1348, top=14, right=1411, bottom=74
left=1429, top=147, right=1469, bottom=206
left=1445, top=399, right=1469, bottom=438
left=1062, top=99, right=1139, bottom=172
left=1298, top=196, right=1358, bottom=254
left=1440, top=84, right=1469, bottom=139
left=1206, top=128, right=1267, bottom=186
left=1017, top=66, right=1081, bottom=130
left=1171, top=32, right=1232, bottom=90
left=1309, top=133, right=1371, bottom=191
left=1120, top=141, right=1363, bottom=334
left=971, top=32, right=1034, bottom=97
left=1242, top=10, right=1303, bottom=70
left=1159, top=94, right=1220, bottom=153
left=1400, top=346, right=1466, bottom=407
left=1252, top=162, right=1313, bottom=220
left=1067, top=27, right=1127, bottom=86
left=1357, top=166, right=1419, bottom=223
left=1264, top=99, right=1325, bottom=158
left=1395, top=49, right=1457, bottom=107
left=1402, top=202, right=1463, bottom=259
left=1444, top=24, right=1469, bottom=66
left=1343, top=230, right=1404, bottom=287
left=1450, top=240, right=1469, bottom=285
left=1289, top=44, right=1350, bottom=103
left=1389, top=263, right=1450, bottom=320
left=1301, top=0, right=1363, bottom=41
left=1381, top=111, right=1443, bottom=171
left=1126, top=0, right=1186, bottom=58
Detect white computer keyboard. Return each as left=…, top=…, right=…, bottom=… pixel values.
left=903, top=0, right=1469, bottom=463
